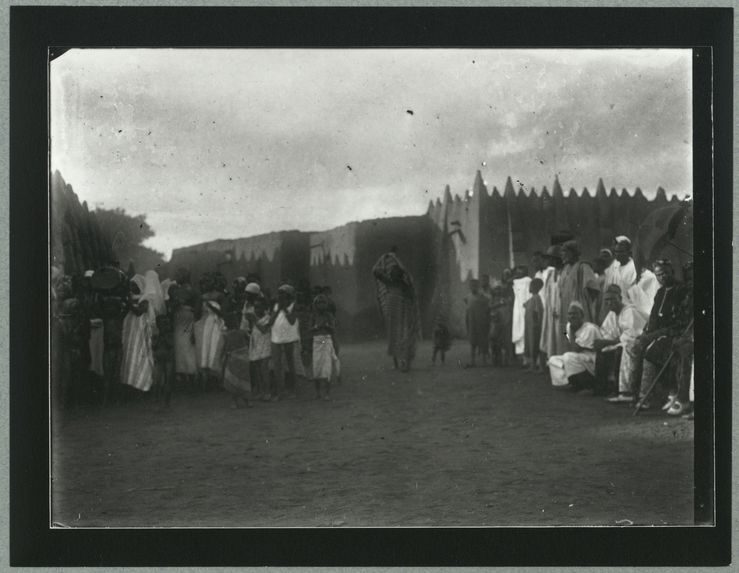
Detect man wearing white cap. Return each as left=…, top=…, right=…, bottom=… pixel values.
left=599, top=248, right=616, bottom=282
left=604, top=236, right=637, bottom=299
left=547, top=300, right=602, bottom=392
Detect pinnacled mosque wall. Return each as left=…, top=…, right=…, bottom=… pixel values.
left=478, top=175, right=682, bottom=280
left=168, top=216, right=437, bottom=341
left=427, top=171, right=685, bottom=337
left=167, top=170, right=686, bottom=341
left=50, top=170, right=115, bottom=275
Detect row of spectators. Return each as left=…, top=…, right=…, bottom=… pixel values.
left=456, top=236, right=694, bottom=417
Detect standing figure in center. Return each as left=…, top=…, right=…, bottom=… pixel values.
left=372, top=248, right=420, bottom=373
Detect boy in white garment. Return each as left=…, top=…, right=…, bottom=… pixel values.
left=269, top=284, right=300, bottom=400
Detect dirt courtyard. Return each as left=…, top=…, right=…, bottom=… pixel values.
left=51, top=340, right=694, bottom=527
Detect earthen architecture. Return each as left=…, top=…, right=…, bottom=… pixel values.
left=168, top=171, right=684, bottom=339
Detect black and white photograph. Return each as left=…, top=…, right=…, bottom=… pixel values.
left=8, top=5, right=732, bottom=567
left=49, top=46, right=700, bottom=528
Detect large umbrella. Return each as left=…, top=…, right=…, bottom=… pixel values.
left=633, top=199, right=693, bottom=280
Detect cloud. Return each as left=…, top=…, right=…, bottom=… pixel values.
left=51, top=49, right=692, bottom=258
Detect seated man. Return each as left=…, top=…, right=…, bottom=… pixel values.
left=558, top=301, right=602, bottom=393
left=667, top=261, right=694, bottom=416
left=594, top=284, right=648, bottom=401
left=631, top=259, right=690, bottom=410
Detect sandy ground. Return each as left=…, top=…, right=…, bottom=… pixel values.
left=51, top=340, right=694, bottom=527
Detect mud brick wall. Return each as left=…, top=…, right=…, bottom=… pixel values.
left=50, top=170, right=115, bottom=276
left=166, top=170, right=686, bottom=341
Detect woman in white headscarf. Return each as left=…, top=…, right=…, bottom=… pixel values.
left=120, top=272, right=162, bottom=392
left=168, top=268, right=199, bottom=386
left=194, top=295, right=226, bottom=388
left=142, top=270, right=166, bottom=316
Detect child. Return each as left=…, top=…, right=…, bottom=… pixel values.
left=249, top=297, right=272, bottom=401
left=240, top=282, right=262, bottom=332
left=432, top=317, right=451, bottom=365
left=321, top=286, right=341, bottom=383
left=465, top=279, right=490, bottom=367
left=269, top=284, right=300, bottom=400
left=310, top=294, right=339, bottom=400
left=489, top=285, right=512, bottom=367
left=523, top=278, right=545, bottom=372
left=152, top=314, right=175, bottom=410
left=222, top=310, right=252, bottom=409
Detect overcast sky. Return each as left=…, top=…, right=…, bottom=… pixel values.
left=50, top=49, right=692, bottom=259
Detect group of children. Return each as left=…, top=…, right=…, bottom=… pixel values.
left=51, top=264, right=342, bottom=412
left=157, top=272, right=343, bottom=408
left=443, top=266, right=546, bottom=371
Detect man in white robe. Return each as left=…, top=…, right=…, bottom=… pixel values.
left=604, top=236, right=637, bottom=302
left=511, top=267, right=532, bottom=362
left=538, top=246, right=562, bottom=361
left=594, top=285, right=648, bottom=401
left=547, top=301, right=601, bottom=391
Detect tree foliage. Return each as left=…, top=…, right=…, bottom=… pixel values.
left=94, top=207, right=166, bottom=272
left=50, top=170, right=165, bottom=276
left=51, top=171, right=114, bottom=275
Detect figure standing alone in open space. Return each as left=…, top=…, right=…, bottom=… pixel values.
left=372, top=247, right=420, bottom=373
left=310, top=293, right=340, bottom=400
left=432, top=315, right=451, bottom=365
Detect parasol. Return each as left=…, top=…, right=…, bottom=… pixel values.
left=633, top=199, right=693, bottom=279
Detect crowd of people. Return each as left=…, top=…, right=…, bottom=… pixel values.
left=51, top=236, right=694, bottom=421
left=51, top=265, right=341, bottom=412
left=455, top=236, right=694, bottom=418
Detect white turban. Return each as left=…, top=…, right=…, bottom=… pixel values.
left=568, top=300, right=585, bottom=315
